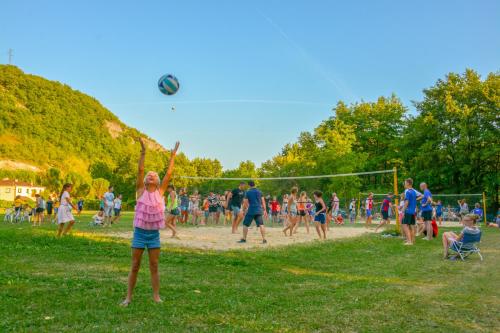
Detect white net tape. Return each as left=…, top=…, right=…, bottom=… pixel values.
left=178, top=169, right=394, bottom=181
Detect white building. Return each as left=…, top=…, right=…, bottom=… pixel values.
left=0, top=178, right=45, bottom=202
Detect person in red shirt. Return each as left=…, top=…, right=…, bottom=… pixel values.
left=365, top=193, right=374, bottom=227
left=270, top=196, right=279, bottom=224
left=423, top=218, right=439, bottom=238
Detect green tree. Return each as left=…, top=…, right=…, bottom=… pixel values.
left=91, top=178, right=110, bottom=199
left=402, top=69, right=499, bottom=210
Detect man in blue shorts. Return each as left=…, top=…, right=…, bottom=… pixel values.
left=227, top=182, right=246, bottom=234
left=403, top=178, right=417, bottom=245
left=238, top=181, right=268, bottom=244
left=419, top=183, right=433, bottom=240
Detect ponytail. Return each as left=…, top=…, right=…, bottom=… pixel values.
left=59, top=183, right=73, bottom=201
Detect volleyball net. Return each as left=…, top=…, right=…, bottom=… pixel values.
left=174, top=168, right=401, bottom=225
left=173, top=167, right=493, bottom=226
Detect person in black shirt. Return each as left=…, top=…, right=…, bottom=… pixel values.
left=226, top=182, right=246, bottom=234
left=207, top=192, right=219, bottom=224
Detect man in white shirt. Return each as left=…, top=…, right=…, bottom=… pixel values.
left=103, top=186, right=115, bottom=227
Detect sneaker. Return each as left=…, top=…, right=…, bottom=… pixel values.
left=237, top=239, right=246, bottom=243
left=421, top=237, right=429, bottom=241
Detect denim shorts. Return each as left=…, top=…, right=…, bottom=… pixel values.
left=314, top=213, right=326, bottom=224
left=132, top=227, right=161, bottom=249
left=231, top=205, right=241, bottom=215
left=366, top=209, right=372, bottom=217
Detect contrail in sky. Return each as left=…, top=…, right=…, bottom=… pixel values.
left=105, top=99, right=332, bottom=107
left=257, top=10, right=358, bottom=102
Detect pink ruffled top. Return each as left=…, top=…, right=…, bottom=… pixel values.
left=133, top=189, right=165, bottom=230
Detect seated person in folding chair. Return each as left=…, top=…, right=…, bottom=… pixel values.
left=442, top=214, right=481, bottom=260
left=91, top=209, right=105, bottom=226
left=487, top=210, right=500, bottom=228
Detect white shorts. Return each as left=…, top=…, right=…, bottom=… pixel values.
left=104, top=206, right=113, bottom=217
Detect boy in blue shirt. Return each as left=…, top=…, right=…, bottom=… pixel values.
left=403, top=178, right=417, bottom=245
left=472, top=203, right=483, bottom=222
left=419, top=183, right=433, bottom=240
left=238, top=181, right=268, bottom=244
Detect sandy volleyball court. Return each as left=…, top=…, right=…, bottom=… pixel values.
left=112, top=226, right=372, bottom=251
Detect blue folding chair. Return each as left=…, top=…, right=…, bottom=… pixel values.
left=449, top=230, right=483, bottom=261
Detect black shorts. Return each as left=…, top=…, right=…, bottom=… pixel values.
left=402, top=213, right=416, bottom=225
left=298, top=210, right=306, bottom=217
left=243, top=214, right=264, bottom=227
left=169, top=208, right=180, bottom=216
left=382, top=210, right=389, bottom=220
left=422, top=210, right=432, bottom=221
left=36, top=208, right=44, bottom=213
left=208, top=207, right=218, bottom=213
left=272, top=211, right=278, bottom=216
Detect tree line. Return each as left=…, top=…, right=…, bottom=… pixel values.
left=0, top=65, right=498, bottom=213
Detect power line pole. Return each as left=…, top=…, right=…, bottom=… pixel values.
left=8, top=48, right=13, bottom=64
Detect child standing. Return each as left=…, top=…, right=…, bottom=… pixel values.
left=121, top=138, right=179, bottom=307
left=165, top=185, right=179, bottom=238
left=365, top=193, right=374, bottom=227
left=349, top=199, right=356, bottom=224
left=56, top=183, right=77, bottom=237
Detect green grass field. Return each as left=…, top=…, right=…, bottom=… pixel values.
left=1, top=213, right=499, bottom=332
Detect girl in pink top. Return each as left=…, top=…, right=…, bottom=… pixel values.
left=121, top=138, right=180, bottom=307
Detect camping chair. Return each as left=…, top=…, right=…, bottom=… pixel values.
left=449, top=230, right=483, bottom=261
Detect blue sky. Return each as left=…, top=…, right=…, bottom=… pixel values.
left=1, top=0, right=499, bottom=169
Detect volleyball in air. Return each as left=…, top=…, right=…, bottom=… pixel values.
left=158, top=74, right=180, bottom=95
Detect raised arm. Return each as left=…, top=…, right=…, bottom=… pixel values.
left=136, top=138, right=146, bottom=191
left=160, top=141, right=180, bottom=195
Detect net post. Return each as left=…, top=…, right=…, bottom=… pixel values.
left=393, top=167, right=400, bottom=233
left=482, top=192, right=487, bottom=225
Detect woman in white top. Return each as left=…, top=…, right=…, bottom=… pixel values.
left=57, top=183, right=77, bottom=237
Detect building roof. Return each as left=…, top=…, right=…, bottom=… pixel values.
left=0, top=178, right=44, bottom=188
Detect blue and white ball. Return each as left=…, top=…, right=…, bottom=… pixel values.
left=158, top=74, right=180, bottom=95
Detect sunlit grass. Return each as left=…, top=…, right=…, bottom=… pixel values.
left=1, top=214, right=499, bottom=332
